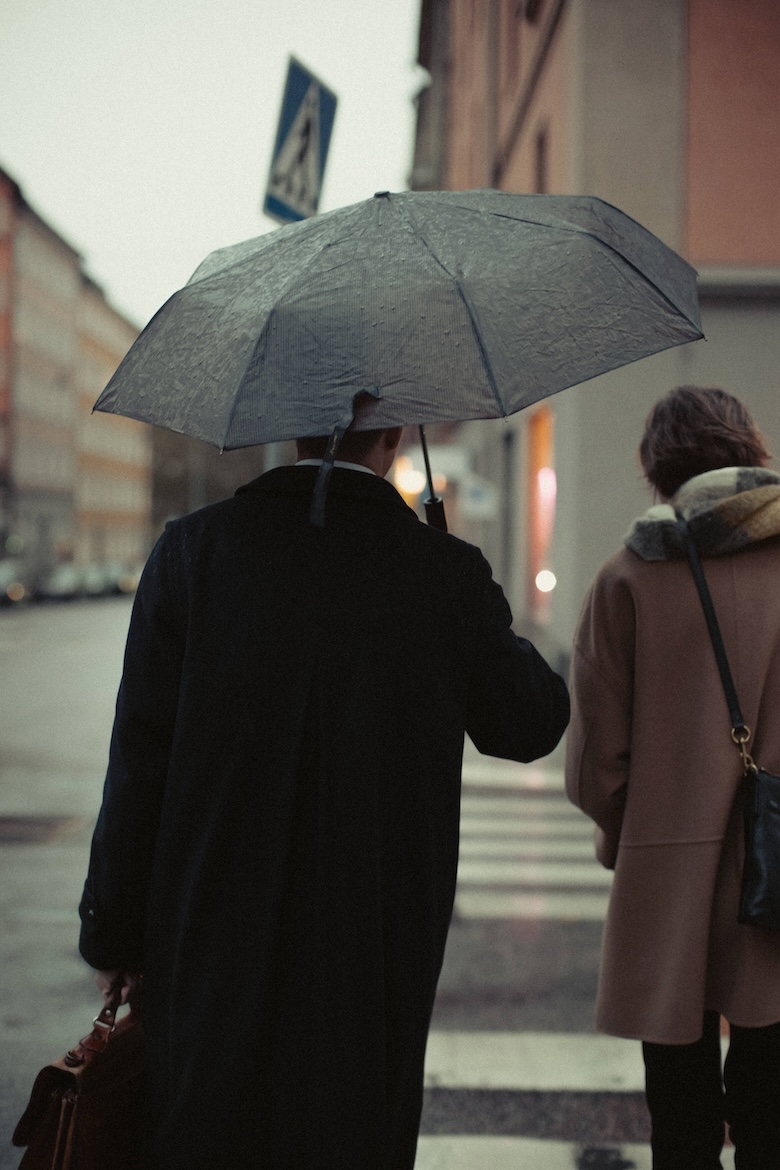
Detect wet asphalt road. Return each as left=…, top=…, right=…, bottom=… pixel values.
left=0, top=598, right=131, bottom=1168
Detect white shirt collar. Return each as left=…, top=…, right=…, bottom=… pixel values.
left=295, top=459, right=376, bottom=476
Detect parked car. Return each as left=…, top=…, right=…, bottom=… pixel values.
left=33, top=563, right=84, bottom=602
left=31, top=560, right=143, bottom=603
left=103, top=562, right=142, bottom=596
left=81, top=562, right=116, bottom=598
left=0, top=559, right=31, bottom=605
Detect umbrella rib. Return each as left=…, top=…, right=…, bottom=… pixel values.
left=218, top=310, right=275, bottom=450
left=408, top=195, right=702, bottom=336
left=587, top=237, right=703, bottom=335
left=480, top=209, right=702, bottom=335
left=216, top=230, right=343, bottom=449
left=452, top=281, right=506, bottom=415
left=396, top=201, right=506, bottom=417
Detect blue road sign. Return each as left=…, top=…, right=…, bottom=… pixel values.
left=263, top=57, right=337, bottom=225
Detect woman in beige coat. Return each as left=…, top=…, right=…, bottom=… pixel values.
left=566, top=386, right=780, bottom=1170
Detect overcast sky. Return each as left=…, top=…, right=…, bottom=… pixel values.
left=0, top=0, right=424, bottom=327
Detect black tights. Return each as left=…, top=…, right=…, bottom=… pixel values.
left=642, top=1010, right=780, bottom=1169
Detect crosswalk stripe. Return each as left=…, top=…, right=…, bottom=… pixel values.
left=415, top=1136, right=736, bottom=1169
left=460, top=817, right=593, bottom=837
left=416, top=1136, right=642, bottom=1170
left=455, top=889, right=610, bottom=919
left=456, top=858, right=613, bottom=887
left=425, top=1031, right=730, bottom=1093
left=458, top=838, right=597, bottom=858
left=461, top=796, right=584, bottom=817
left=461, top=763, right=565, bottom=790
left=424, top=1031, right=645, bottom=1091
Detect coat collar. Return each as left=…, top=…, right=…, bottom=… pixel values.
left=235, top=464, right=415, bottom=516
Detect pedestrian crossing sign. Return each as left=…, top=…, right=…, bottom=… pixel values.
left=263, top=57, right=337, bottom=225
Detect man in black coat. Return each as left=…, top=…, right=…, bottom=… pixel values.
left=79, top=424, right=569, bottom=1170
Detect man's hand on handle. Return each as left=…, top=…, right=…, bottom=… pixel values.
left=95, top=968, right=143, bottom=1008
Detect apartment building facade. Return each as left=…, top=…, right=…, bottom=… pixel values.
left=76, top=276, right=150, bottom=566
left=0, top=166, right=151, bottom=579
left=411, top=0, right=780, bottom=662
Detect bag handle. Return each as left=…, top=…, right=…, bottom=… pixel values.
left=675, top=513, right=756, bottom=773
left=63, top=990, right=123, bottom=1069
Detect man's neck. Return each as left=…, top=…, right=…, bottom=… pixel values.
left=295, top=458, right=377, bottom=476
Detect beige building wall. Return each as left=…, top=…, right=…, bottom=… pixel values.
left=0, top=165, right=150, bottom=577
left=12, top=208, right=81, bottom=569
left=549, top=279, right=780, bottom=646
left=411, top=0, right=780, bottom=663
left=76, top=280, right=150, bottom=566
left=571, top=0, right=687, bottom=249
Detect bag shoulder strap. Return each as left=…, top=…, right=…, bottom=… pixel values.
left=675, top=513, right=749, bottom=739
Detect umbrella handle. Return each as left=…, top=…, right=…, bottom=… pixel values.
left=419, top=425, right=448, bottom=532
left=424, top=497, right=448, bottom=532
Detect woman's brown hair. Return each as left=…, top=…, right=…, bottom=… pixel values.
left=639, top=385, right=771, bottom=499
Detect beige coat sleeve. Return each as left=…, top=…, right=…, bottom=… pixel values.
left=565, top=563, right=635, bottom=870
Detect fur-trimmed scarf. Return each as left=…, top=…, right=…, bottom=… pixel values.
left=625, top=467, right=780, bottom=562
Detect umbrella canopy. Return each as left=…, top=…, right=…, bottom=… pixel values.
left=95, top=190, right=702, bottom=448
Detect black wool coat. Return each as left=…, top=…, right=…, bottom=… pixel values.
left=79, top=466, right=569, bottom=1170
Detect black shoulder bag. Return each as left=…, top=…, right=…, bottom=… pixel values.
left=676, top=513, right=780, bottom=929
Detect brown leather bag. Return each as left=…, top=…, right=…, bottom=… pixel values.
left=11, top=993, right=143, bottom=1169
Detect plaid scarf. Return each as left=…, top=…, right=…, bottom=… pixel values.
left=625, top=467, right=780, bottom=562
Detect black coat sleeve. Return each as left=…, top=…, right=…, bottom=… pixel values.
left=465, top=554, right=569, bottom=762
left=79, top=528, right=185, bottom=970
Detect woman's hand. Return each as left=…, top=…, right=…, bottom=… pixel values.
left=594, top=825, right=619, bottom=871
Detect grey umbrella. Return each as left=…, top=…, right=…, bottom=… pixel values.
left=95, top=190, right=702, bottom=523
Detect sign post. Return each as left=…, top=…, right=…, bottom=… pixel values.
left=263, top=57, right=337, bottom=225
